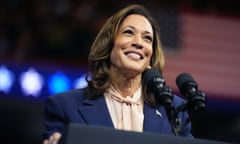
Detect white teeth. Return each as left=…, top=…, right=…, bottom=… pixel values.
left=126, top=53, right=141, bottom=59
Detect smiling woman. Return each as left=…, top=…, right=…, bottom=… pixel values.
left=42, top=4, right=193, bottom=144
left=110, top=14, right=153, bottom=80
left=87, top=4, right=164, bottom=99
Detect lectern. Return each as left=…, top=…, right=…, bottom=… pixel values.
left=63, top=123, right=231, bottom=144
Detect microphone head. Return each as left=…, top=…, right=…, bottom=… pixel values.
left=142, top=69, right=162, bottom=85
left=176, top=73, right=206, bottom=112
left=142, top=69, right=173, bottom=107
left=142, top=69, right=165, bottom=96
left=176, top=73, right=197, bottom=95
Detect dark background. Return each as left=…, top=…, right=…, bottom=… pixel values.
left=0, top=0, right=240, bottom=144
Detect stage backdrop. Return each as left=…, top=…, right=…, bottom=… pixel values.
left=164, top=12, right=240, bottom=101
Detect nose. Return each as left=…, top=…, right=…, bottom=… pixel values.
left=132, top=35, right=143, bottom=49
left=132, top=43, right=143, bottom=49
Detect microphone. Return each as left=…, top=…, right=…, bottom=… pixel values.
left=143, top=69, right=182, bottom=136
left=142, top=69, right=173, bottom=108
left=176, top=73, right=206, bottom=112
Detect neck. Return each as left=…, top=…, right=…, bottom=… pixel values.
left=109, top=68, right=141, bottom=97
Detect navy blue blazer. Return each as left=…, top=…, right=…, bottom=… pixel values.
left=43, top=88, right=192, bottom=140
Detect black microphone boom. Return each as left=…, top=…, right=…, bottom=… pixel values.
left=176, top=73, right=206, bottom=112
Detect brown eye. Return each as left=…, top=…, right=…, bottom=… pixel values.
left=144, top=35, right=153, bottom=42
left=123, top=29, right=134, bottom=35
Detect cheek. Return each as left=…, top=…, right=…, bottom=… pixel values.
left=146, top=46, right=153, bottom=64
left=148, top=46, right=153, bottom=56
left=110, top=38, right=126, bottom=61
left=147, top=45, right=153, bottom=57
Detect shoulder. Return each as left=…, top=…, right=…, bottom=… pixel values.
left=46, top=88, right=87, bottom=106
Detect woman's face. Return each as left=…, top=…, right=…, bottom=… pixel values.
left=110, top=14, right=153, bottom=76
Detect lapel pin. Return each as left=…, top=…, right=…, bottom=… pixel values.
left=155, top=109, right=162, bottom=117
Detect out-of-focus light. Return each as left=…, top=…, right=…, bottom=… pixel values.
left=20, top=68, right=44, bottom=97
left=48, top=72, right=71, bottom=95
left=73, top=74, right=88, bottom=89
left=0, top=65, right=14, bottom=93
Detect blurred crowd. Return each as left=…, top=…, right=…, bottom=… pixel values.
left=0, top=0, right=113, bottom=64
left=0, top=0, right=239, bottom=65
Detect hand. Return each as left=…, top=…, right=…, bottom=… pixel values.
left=43, top=132, right=62, bottom=144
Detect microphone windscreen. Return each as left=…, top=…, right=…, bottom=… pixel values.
left=142, top=69, right=162, bottom=85
left=176, top=73, right=196, bottom=94
left=176, top=73, right=194, bottom=87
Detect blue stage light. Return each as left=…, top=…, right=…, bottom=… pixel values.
left=0, top=65, right=14, bottom=93
left=20, top=68, right=44, bottom=97
left=48, top=71, right=71, bottom=95
left=73, top=74, right=88, bottom=89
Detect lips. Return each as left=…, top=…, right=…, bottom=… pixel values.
left=124, top=51, right=144, bottom=60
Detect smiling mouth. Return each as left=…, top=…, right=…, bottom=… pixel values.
left=124, top=52, right=144, bottom=60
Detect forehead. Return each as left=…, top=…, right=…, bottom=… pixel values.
left=120, top=14, right=153, bottom=34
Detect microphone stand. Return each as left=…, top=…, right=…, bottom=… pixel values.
left=155, top=86, right=181, bottom=136
left=165, top=105, right=180, bottom=136
left=170, top=90, right=206, bottom=135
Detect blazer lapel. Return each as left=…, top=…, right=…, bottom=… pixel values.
left=143, top=103, right=173, bottom=135
left=77, top=96, right=114, bottom=127
left=77, top=96, right=173, bottom=135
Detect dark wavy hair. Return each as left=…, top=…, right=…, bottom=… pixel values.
left=86, top=4, right=165, bottom=106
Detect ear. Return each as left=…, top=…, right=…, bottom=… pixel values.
left=146, top=65, right=151, bottom=70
